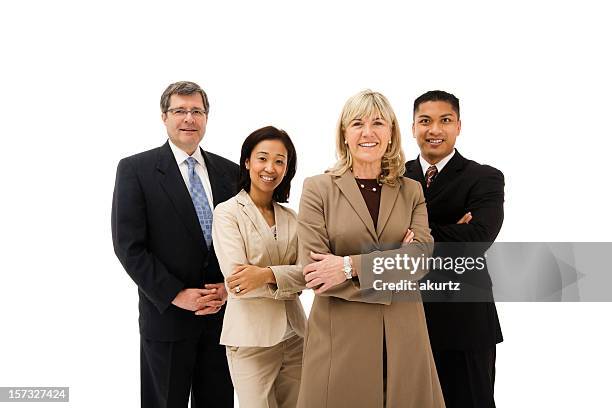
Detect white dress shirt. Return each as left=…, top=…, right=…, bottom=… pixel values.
left=168, top=140, right=214, bottom=209
left=419, top=149, right=456, bottom=177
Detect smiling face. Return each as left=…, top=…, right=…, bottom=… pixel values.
left=161, top=93, right=207, bottom=155
left=412, top=101, right=461, bottom=164
left=344, top=114, right=392, bottom=168
left=245, top=139, right=288, bottom=197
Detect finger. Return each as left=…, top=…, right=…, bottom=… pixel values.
left=304, top=271, right=319, bottom=283
left=315, top=282, right=331, bottom=295
left=306, top=278, right=323, bottom=289
left=231, top=265, right=248, bottom=274
left=310, top=252, right=328, bottom=261
left=226, top=274, right=242, bottom=284
left=303, top=263, right=317, bottom=275
left=196, top=293, right=221, bottom=303
left=199, top=300, right=224, bottom=308
left=205, top=283, right=223, bottom=289
left=196, top=288, right=216, bottom=297
left=195, top=306, right=220, bottom=316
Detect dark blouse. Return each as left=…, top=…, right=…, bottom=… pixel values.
left=354, top=178, right=382, bottom=229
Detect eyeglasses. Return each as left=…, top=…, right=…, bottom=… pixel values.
left=166, top=108, right=207, bottom=118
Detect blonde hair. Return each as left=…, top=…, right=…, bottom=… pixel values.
left=328, top=89, right=406, bottom=186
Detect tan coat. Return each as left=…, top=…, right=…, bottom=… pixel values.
left=212, top=190, right=307, bottom=347
left=296, top=171, right=445, bottom=408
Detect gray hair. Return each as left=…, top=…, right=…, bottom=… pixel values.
left=160, top=81, right=209, bottom=114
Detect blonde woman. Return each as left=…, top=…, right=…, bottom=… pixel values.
left=212, top=126, right=306, bottom=408
left=296, top=90, right=445, bottom=407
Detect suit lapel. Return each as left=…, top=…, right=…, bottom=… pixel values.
left=425, top=150, right=467, bottom=200
left=156, top=142, right=207, bottom=250
left=236, top=191, right=275, bottom=265
left=273, top=201, right=289, bottom=263
left=335, top=171, right=377, bottom=241
left=202, top=149, right=234, bottom=207
left=405, top=158, right=426, bottom=191
left=376, top=182, right=400, bottom=237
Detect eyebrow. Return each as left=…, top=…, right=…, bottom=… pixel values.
left=416, top=113, right=455, bottom=119
left=256, top=151, right=286, bottom=158
left=351, top=117, right=386, bottom=122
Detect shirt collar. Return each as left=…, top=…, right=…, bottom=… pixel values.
left=168, top=139, right=205, bottom=167
left=419, top=149, right=456, bottom=176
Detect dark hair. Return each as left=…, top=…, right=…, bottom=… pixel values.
left=413, top=90, right=460, bottom=119
left=238, top=126, right=297, bottom=203
left=160, top=81, right=210, bottom=114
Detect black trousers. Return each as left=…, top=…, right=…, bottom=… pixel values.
left=433, top=347, right=496, bottom=408
left=140, top=322, right=233, bottom=408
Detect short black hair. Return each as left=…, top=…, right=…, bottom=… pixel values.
left=238, top=126, right=297, bottom=203
left=413, top=90, right=460, bottom=119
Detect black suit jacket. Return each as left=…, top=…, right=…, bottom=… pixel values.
left=405, top=150, right=504, bottom=351
left=112, top=141, right=238, bottom=341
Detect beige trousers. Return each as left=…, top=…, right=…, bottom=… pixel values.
left=226, top=335, right=304, bottom=408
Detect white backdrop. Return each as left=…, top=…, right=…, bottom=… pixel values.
left=1, top=1, right=611, bottom=406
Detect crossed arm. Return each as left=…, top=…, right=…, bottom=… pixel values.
left=212, top=203, right=305, bottom=300
left=297, top=178, right=434, bottom=304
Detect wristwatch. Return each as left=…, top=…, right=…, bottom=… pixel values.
left=343, top=256, right=353, bottom=280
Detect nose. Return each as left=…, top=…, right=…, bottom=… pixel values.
left=362, top=123, right=374, bottom=137
left=183, top=111, right=196, bottom=123
left=429, top=122, right=442, bottom=135
left=264, top=160, right=275, bottom=173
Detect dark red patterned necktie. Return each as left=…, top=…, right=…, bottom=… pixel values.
left=425, top=165, right=438, bottom=188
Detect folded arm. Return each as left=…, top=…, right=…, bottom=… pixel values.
left=298, top=178, right=433, bottom=304
left=430, top=168, right=504, bottom=246
left=212, top=203, right=301, bottom=300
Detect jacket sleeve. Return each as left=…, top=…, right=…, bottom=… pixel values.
left=298, top=177, right=433, bottom=304
left=429, top=167, right=504, bottom=246
left=212, top=202, right=298, bottom=300
left=111, top=158, right=184, bottom=314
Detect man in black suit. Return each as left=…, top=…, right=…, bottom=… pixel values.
left=405, top=90, right=504, bottom=408
left=112, top=81, right=237, bottom=407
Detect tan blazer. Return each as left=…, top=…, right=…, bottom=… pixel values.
left=296, top=171, right=445, bottom=408
left=212, top=190, right=306, bottom=347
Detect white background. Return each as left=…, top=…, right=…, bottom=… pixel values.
left=1, top=1, right=611, bottom=406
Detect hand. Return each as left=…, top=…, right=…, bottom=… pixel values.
left=303, top=251, right=346, bottom=294
left=172, top=288, right=219, bottom=312
left=194, top=283, right=227, bottom=316
left=457, top=212, right=472, bottom=224
left=204, top=282, right=228, bottom=302
left=226, top=265, right=275, bottom=296
left=401, top=228, right=415, bottom=246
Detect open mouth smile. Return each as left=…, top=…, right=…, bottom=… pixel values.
left=426, top=139, right=443, bottom=145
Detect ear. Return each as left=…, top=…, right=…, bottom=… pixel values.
left=244, top=158, right=250, bottom=170
left=457, top=119, right=462, bottom=135
left=412, top=122, right=416, bottom=138
left=161, top=112, right=168, bottom=124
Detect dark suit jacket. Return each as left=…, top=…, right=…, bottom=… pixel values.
left=112, top=141, right=238, bottom=341
left=405, top=150, right=504, bottom=351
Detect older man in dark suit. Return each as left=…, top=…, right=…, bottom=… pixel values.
left=112, top=81, right=237, bottom=407
left=405, top=90, right=504, bottom=408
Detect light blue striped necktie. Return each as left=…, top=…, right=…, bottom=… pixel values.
left=185, top=157, right=213, bottom=247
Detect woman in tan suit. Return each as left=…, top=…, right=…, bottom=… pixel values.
left=296, top=90, right=445, bottom=408
left=212, top=126, right=307, bottom=408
